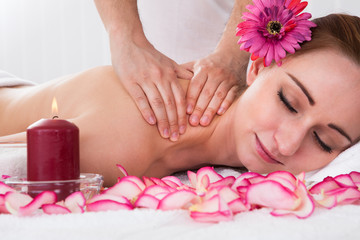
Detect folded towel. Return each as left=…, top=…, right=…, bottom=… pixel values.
left=306, top=142, right=360, bottom=182
left=0, top=70, right=35, bottom=87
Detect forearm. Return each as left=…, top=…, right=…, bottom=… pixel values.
left=215, top=0, right=251, bottom=65
left=94, top=0, right=149, bottom=46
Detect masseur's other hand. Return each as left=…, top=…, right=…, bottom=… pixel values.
left=111, top=36, right=193, bottom=141
left=182, top=52, right=242, bottom=127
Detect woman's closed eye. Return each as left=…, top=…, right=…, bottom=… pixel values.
left=313, top=131, right=333, bottom=153
left=277, top=88, right=333, bottom=154
left=277, top=88, right=298, bottom=113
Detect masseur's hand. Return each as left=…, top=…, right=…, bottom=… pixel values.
left=110, top=32, right=193, bottom=141
left=182, top=51, right=244, bottom=126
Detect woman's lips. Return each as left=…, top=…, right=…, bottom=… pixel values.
left=255, top=135, right=283, bottom=165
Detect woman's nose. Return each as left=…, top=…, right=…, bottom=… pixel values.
left=274, top=119, right=308, bottom=156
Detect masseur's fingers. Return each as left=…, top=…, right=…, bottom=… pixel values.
left=188, top=74, right=226, bottom=126
left=171, top=80, right=187, bottom=135
left=185, top=67, right=207, bottom=119
left=156, top=79, right=180, bottom=141
left=200, top=85, right=239, bottom=126
left=217, top=85, right=239, bottom=115
left=142, top=83, right=172, bottom=139
left=197, top=81, right=232, bottom=126
left=127, top=83, right=157, bottom=126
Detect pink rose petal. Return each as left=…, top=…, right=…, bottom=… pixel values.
left=42, top=204, right=71, bottom=214
left=309, top=177, right=340, bottom=194
left=161, top=176, right=184, bottom=188
left=228, top=198, right=250, bottom=213
left=116, top=164, right=129, bottom=177
left=64, top=191, right=86, bottom=213
left=158, top=190, right=196, bottom=210
left=86, top=200, right=133, bottom=212
left=197, top=167, right=223, bottom=184
left=87, top=194, right=131, bottom=206
left=142, top=176, right=156, bottom=187
left=334, top=174, right=357, bottom=188
left=4, top=192, right=33, bottom=215
left=104, top=178, right=143, bottom=200
left=0, top=194, right=10, bottom=214
left=190, top=195, right=233, bottom=223
left=349, top=171, right=360, bottom=183
left=247, top=180, right=299, bottom=210
left=0, top=182, right=16, bottom=195
left=5, top=191, right=57, bottom=216
left=134, top=194, right=159, bottom=209
left=271, top=181, right=315, bottom=219
left=142, top=185, right=173, bottom=199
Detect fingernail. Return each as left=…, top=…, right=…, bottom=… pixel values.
left=190, top=115, right=199, bottom=125
left=200, top=116, right=209, bottom=126
left=187, top=104, right=193, bottom=114
left=163, top=128, right=170, bottom=138
left=148, top=116, right=156, bottom=124
left=170, top=132, right=179, bottom=141
left=217, top=107, right=225, bottom=115
left=179, top=125, right=186, bottom=134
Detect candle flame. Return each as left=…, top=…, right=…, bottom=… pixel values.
left=52, top=97, right=59, bottom=116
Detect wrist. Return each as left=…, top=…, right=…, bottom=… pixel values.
left=108, top=25, right=152, bottom=49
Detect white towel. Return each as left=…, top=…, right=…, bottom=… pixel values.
left=0, top=70, right=35, bottom=87
left=306, top=142, right=360, bottom=182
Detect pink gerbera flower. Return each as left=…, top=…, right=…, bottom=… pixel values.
left=236, top=0, right=317, bottom=66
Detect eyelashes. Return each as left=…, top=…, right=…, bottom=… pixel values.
left=313, top=131, right=333, bottom=153
left=277, top=88, right=333, bottom=154
left=277, top=89, right=298, bottom=113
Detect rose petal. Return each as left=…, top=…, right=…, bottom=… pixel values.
left=116, top=164, right=129, bottom=177
left=64, top=191, right=86, bottom=213
left=247, top=180, right=299, bottom=210
left=158, top=190, right=196, bottom=210
left=87, top=193, right=131, bottom=206
left=271, top=181, right=315, bottom=219
left=334, top=174, right=357, bottom=188
left=134, top=194, right=159, bottom=209
left=161, top=176, right=184, bottom=188
left=42, top=204, right=71, bottom=214
left=190, top=195, right=232, bottom=223
left=5, top=191, right=57, bottom=216
left=309, top=177, right=340, bottom=194
left=104, top=178, right=143, bottom=200
left=0, top=182, right=16, bottom=195
left=86, top=200, right=133, bottom=212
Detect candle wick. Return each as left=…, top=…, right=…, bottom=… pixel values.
left=52, top=116, right=59, bottom=119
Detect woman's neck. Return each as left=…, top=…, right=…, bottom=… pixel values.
left=159, top=99, right=241, bottom=172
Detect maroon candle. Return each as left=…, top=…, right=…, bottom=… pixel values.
left=26, top=99, right=80, bottom=200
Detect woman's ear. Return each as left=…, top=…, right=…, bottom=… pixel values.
left=246, top=58, right=264, bottom=86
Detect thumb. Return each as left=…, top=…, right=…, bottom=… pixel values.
left=176, top=62, right=194, bottom=80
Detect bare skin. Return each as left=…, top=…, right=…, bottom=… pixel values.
left=0, top=66, right=240, bottom=186
left=1, top=49, right=359, bottom=187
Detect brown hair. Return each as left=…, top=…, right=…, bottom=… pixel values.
left=295, top=13, right=360, bottom=65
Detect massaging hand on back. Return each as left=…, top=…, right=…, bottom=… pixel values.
left=95, top=0, right=250, bottom=141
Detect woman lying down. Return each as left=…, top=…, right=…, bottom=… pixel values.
left=0, top=14, right=360, bottom=187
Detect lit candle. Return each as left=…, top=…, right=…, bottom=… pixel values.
left=27, top=98, right=80, bottom=200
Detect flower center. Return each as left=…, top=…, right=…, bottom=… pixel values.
left=267, top=21, right=283, bottom=35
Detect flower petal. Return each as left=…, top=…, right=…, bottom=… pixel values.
left=64, top=191, right=86, bottom=213
left=42, top=204, right=71, bottom=214
left=86, top=200, right=133, bottom=212
left=158, top=190, right=196, bottom=210
left=247, top=180, right=298, bottom=210
left=134, top=194, right=159, bottom=209
left=0, top=182, right=15, bottom=195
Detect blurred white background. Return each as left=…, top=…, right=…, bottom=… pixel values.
left=0, top=0, right=359, bottom=84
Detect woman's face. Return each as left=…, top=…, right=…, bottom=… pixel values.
left=234, top=49, right=360, bottom=175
